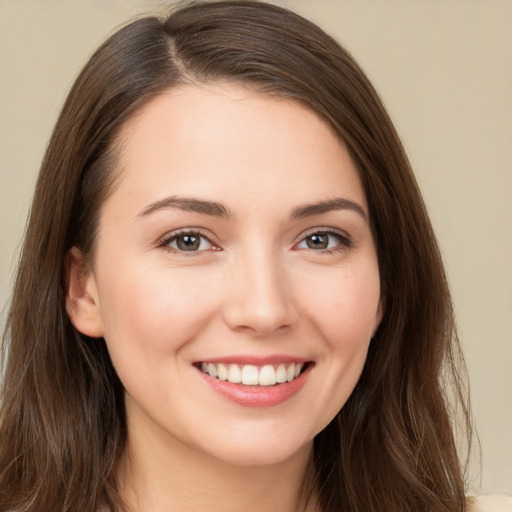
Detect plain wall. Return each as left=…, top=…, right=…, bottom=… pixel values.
left=0, top=0, right=510, bottom=495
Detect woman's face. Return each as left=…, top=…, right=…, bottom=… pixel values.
left=70, top=83, right=381, bottom=467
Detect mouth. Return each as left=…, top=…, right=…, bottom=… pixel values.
left=193, top=358, right=314, bottom=407
left=194, top=361, right=311, bottom=387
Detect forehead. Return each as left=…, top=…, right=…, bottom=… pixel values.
left=111, top=82, right=366, bottom=217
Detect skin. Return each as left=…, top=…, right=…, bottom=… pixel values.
left=67, top=83, right=382, bottom=512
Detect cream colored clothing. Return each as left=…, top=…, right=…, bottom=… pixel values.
left=471, top=494, right=512, bottom=512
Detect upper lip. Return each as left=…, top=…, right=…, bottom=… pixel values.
left=195, top=355, right=312, bottom=365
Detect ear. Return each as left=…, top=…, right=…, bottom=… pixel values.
left=65, top=247, right=103, bottom=337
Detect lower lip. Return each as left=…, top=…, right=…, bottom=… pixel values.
left=196, top=365, right=311, bottom=407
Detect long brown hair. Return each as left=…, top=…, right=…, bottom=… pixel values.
left=0, top=2, right=471, bottom=511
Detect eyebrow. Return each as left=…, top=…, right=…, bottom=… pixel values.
left=290, top=198, right=368, bottom=223
left=137, top=195, right=368, bottom=223
left=137, top=196, right=232, bottom=219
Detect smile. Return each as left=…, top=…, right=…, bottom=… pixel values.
left=198, top=362, right=306, bottom=387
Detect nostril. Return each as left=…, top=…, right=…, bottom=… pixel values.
left=222, top=299, right=297, bottom=337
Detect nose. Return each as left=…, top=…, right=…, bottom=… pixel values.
left=222, top=247, right=298, bottom=337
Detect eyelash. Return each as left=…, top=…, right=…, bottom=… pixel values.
left=158, top=228, right=218, bottom=256
left=296, top=227, right=352, bottom=255
left=158, top=227, right=352, bottom=256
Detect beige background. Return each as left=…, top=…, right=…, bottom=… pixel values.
left=0, top=0, right=510, bottom=495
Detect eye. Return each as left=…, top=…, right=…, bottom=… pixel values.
left=296, top=229, right=351, bottom=252
left=161, top=230, right=216, bottom=253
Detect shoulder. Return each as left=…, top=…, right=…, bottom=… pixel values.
left=470, top=494, right=512, bottom=512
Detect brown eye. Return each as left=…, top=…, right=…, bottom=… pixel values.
left=177, top=234, right=201, bottom=251
left=165, top=232, right=214, bottom=252
left=296, top=230, right=351, bottom=253
left=305, top=234, right=329, bottom=249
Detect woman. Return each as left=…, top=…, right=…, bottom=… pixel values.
left=0, top=1, right=507, bottom=511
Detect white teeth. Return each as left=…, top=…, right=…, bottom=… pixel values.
left=207, top=363, right=218, bottom=378
left=199, top=362, right=306, bottom=386
left=276, top=364, right=287, bottom=383
left=259, top=365, right=276, bottom=386
left=227, top=364, right=242, bottom=383
left=217, top=363, right=228, bottom=381
left=241, top=365, right=259, bottom=385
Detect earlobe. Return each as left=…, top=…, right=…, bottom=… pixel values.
left=65, top=247, right=103, bottom=338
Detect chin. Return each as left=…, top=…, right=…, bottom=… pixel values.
left=195, top=427, right=314, bottom=468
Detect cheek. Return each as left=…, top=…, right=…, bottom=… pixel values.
left=288, top=261, right=380, bottom=435
left=96, top=261, right=220, bottom=358
left=300, top=262, right=381, bottom=349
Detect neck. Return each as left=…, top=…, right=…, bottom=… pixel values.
left=117, top=403, right=318, bottom=512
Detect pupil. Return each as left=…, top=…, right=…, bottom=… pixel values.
left=178, top=235, right=199, bottom=251
left=307, top=234, right=328, bottom=249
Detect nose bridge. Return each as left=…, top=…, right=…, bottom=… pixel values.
left=223, top=241, right=296, bottom=336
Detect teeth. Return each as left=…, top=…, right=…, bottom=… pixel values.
left=217, top=363, right=228, bottom=381
left=207, top=363, right=218, bottom=378
left=227, top=364, right=241, bottom=383
left=286, top=364, right=295, bottom=382
left=241, top=365, right=259, bottom=385
left=276, top=364, right=287, bottom=383
left=259, top=365, right=276, bottom=386
left=199, top=362, right=306, bottom=386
